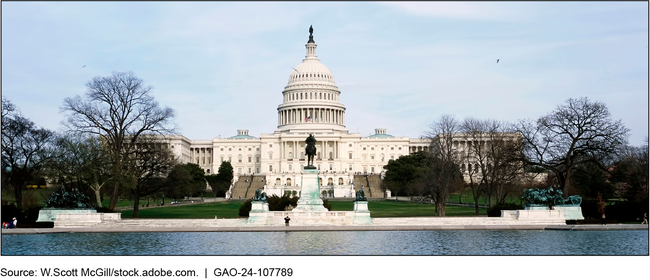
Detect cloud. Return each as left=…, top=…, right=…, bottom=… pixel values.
left=379, top=2, right=529, bottom=21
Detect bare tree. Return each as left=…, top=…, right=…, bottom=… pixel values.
left=125, top=135, right=178, bottom=218
left=48, top=133, right=111, bottom=207
left=515, top=97, right=629, bottom=196
left=423, top=115, right=464, bottom=216
left=61, top=72, right=176, bottom=210
left=2, top=98, right=56, bottom=210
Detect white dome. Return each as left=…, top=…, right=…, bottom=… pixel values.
left=287, top=59, right=336, bottom=86
left=285, top=30, right=337, bottom=88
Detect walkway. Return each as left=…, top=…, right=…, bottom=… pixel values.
left=3, top=224, right=646, bottom=235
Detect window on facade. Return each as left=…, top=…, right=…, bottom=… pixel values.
left=349, top=165, right=353, bottom=171
left=228, top=148, right=231, bottom=151
left=399, top=147, right=402, bottom=150
left=207, top=169, right=210, bottom=174
left=348, top=153, right=352, bottom=159
left=349, top=143, right=352, bottom=147
left=269, top=153, right=273, bottom=160
left=228, top=156, right=232, bottom=162
left=391, top=147, right=394, bottom=150
left=238, top=168, right=242, bottom=174
left=269, top=165, right=273, bottom=172
left=269, top=144, right=273, bottom=148
left=328, top=152, right=332, bottom=160
left=371, top=167, right=375, bottom=173
left=289, top=152, right=293, bottom=159
left=248, top=168, right=251, bottom=173
left=371, top=147, right=374, bottom=150
left=248, top=148, right=251, bottom=151
left=329, top=164, right=333, bottom=170
left=363, top=147, right=366, bottom=151
left=256, top=156, right=260, bottom=163
left=238, top=155, right=242, bottom=162
left=238, top=148, right=241, bottom=151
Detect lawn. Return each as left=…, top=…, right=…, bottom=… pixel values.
left=120, top=200, right=487, bottom=219
left=120, top=201, right=242, bottom=219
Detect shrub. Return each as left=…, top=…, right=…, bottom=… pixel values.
left=487, top=202, right=523, bottom=217
left=238, top=199, right=252, bottom=217
left=322, top=199, right=332, bottom=211
left=606, top=201, right=649, bottom=223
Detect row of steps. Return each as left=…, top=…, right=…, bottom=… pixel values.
left=366, top=175, right=383, bottom=198
left=353, top=175, right=383, bottom=198
left=248, top=175, right=266, bottom=197
left=230, top=176, right=253, bottom=199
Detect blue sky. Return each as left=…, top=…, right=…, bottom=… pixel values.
left=2, top=2, right=648, bottom=146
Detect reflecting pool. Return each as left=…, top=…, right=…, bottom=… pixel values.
left=2, top=230, right=647, bottom=255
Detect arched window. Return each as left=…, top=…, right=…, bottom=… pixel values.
left=328, top=178, right=333, bottom=185
left=338, top=178, right=344, bottom=185
left=238, top=155, right=242, bottom=163
left=275, top=178, right=281, bottom=185
left=288, top=152, right=293, bottom=159
left=286, top=178, right=292, bottom=186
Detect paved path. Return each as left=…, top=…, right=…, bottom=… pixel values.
left=3, top=224, right=647, bottom=235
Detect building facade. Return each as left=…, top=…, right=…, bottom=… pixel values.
left=168, top=29, right=434, bottom=198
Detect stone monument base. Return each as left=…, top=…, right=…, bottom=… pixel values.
left=526, top=206, right=584, bottom=220
left=37, top=208, right=97, bottom=222
left=353, top=201, right=371, bottom=225
left=292, top=169, right=328, bottom=212
left=247, top=201, right=271, bottom=225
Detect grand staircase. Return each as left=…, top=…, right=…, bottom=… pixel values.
left=230, top=176, right=252, bottom=199
left=353, top=174, right=383, bottom=198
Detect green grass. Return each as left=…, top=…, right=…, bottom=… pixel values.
left=120, top=200, right=488, bottom=219
left=120, top=201, right=243, bottom=219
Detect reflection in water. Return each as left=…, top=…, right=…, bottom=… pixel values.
left=2, top=230, right=647, bottom=255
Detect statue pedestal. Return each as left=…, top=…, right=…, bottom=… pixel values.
left=37, top=208, right=97, bottom=222
left=525, top=205, right=584, bottom=220
left=353, top=201, right=372, bottom=224
left=293, top=169, right=328, bottom=212
left=250, top=201, right=269, bottom=212
left=248, top=201, right=271, bottom=225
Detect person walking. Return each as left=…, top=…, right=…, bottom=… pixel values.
left=284, top=216, right=291, bottom=226
left=601, top=213, right=606, bottom=225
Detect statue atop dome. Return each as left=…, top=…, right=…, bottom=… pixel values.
left=308, top=25, right=315, bottom=43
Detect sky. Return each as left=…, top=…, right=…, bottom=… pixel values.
left=2, top=1, right=648, bottom=147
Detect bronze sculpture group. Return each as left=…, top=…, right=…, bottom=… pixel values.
left=522, top=186, right=582, bottom=207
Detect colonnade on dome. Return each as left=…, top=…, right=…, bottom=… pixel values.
left=278, top=107, right=345, bottom=126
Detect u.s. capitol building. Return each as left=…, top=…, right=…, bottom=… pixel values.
left=166, top=28, right=434, bottom=199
